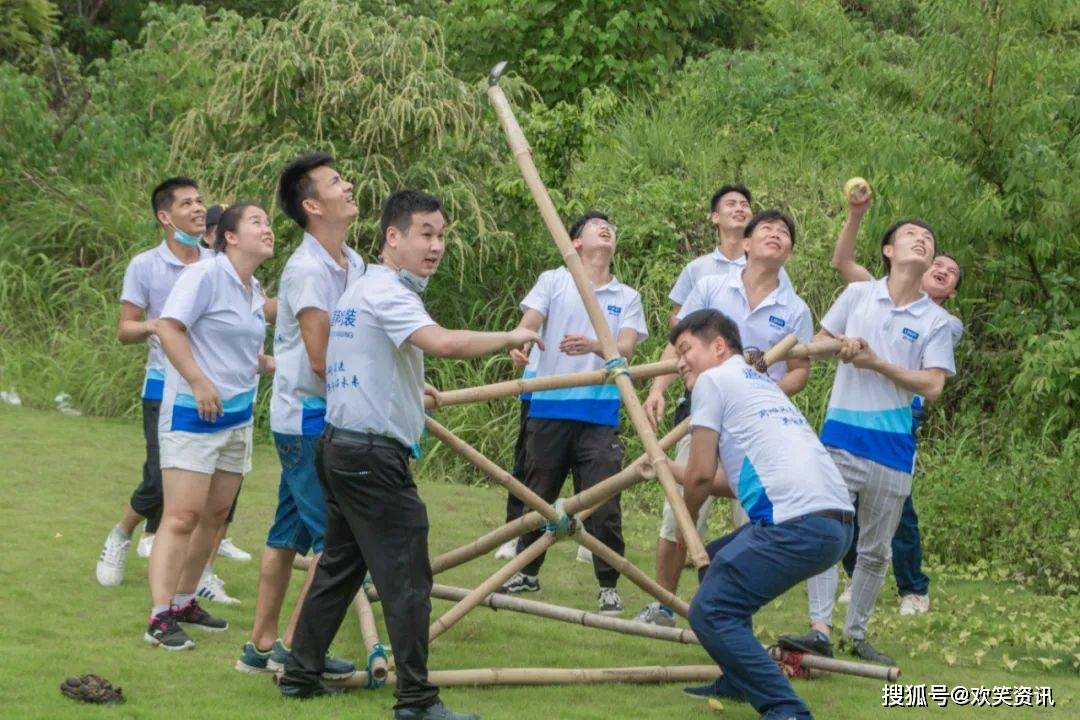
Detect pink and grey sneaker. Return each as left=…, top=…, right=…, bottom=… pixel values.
left=174, top=599, right=229, bottom=632
left=145, top=611, right=195, bottom=651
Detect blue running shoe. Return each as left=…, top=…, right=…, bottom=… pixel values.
left=266, top=639, right=356, bottom=680
left=235, top=642, right=274, bottom=674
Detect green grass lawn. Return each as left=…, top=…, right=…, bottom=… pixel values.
left=0, top=404, right=1075, bottom=718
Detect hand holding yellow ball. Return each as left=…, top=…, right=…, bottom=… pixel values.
left=844, top=176, right=872, bottom=210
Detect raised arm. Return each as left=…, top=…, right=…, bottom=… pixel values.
left=408, top=325, right=543, bottom=360
left=832, top=182, right=874, bottom=283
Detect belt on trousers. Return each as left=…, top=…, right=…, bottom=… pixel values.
left=806, top=509, right=855, bottom=524
left=323, top=425, right=409, bottom=454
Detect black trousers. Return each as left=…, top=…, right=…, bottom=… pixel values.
left=283, top=428, right=438, bottom=710
left=503, top=399, right=531, bottom=523
left=517, top=418, right=624, bottom=587
left=129, top=399, right=163, bottom=533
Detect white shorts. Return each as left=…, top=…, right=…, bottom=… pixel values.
left=658, top=435, right=748, bottom=542
left=160, top=424, right=253, bottom=476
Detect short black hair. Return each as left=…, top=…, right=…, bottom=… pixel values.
left=937, top=252, right=963, bottom=292
left=380, top=190, right=442, bottom=249
left=880, top=218, right=936, bottom=274
left=278, top=152, right=334, bottom=229
left=151, top=177, right=198, bottom=216
left=710, top=184, right=752, bottom=213
left=214, top=202, right=265, bottom=253
left=568, top=211, right=609, bottom=240
left=668, top=309, right=743, bottom=355
left=743, top=209, right=796, bottom=247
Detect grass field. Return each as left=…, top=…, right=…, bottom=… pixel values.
left=0, top=404, right=1075, bottom=719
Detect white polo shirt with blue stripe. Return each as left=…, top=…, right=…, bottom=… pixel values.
left=668, top=248, right=791, bottom=307
left=270, top=234, right=365, bottom=436
left=690, top=355, right=853, bottom=525
left=522, top=267, right=648, bottom=427
left=120, top=241, right=213, bottom=400
left=819, top=279, right=957, bottom=474
left=158, top=254, right=267, bottom=434
left=677, top=269, right=813, bottom=382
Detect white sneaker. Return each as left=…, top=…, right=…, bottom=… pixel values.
left=634, top=602, right=677, bottom=627
left=598, top=587, right=623, bottom=615
left=494, top=539, right=517, bottom=560
left=96, top=528, right=130, bottom=587
left=899, top=593, right=930, bottom=616
left=217, top=537, right=252, bottom=562
left=576, top=545, right=593, bottom=564
left=197, top=572, right=241, bottom=605
left=837, top=586, right=852, bottom=604
left=137, top=534, right=155, bottom=558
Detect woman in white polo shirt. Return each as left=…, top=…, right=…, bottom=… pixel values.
left=145, top=203, right=274, bottom=650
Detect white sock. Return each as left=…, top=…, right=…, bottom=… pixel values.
left=172, top=592, right=194, bottom=608
left=150, top=604, right=170, bottom=619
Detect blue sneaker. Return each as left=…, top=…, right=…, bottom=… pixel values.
left=683, top=675, right=747, bottom=703
left=235, top=642, right=274, bottom=674
left=266, top=639, right=356, bottom=680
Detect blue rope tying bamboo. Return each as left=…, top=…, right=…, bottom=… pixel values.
left=365, top=643, right=389, bottom=688
left=540, top=498, right=573, bottom=537
left=605, top=356, right=630, bottom=382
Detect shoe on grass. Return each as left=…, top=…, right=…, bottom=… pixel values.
left=597, top=587, right=623, bottom=615
left=218, top=537, right=252, bottom=562
left=236, top=642, right=275, bottom=674
left=265, top=639, right=356, bottom=679
left=145, top=611, right=194, bottom=651
left=96, top=527, right=130, bottom=587
left=174, top=599, right=229, bottom=632
left=576, top=545, right=593, bottom=564
left=899, top=593, right=929, bottom=616
left=837, top=586, right=852, bottom=604
left=137, top=533, right=154, bottom=558
left=197, top=571, right=241, bottom=605
left=683, top=675, right=747, bottom=703
left=279, top=677, right=346, bottom=699
left=843, top=637, right=895, bottom=666
left=394, top=701, right=479, bottom=720
left=633, top=602, right=676, bottom=627
left=499, top=572, right=539, bottom=594
left=493, top=540, right=517, bottom=560
left=777, top=630, right=834, bottom=658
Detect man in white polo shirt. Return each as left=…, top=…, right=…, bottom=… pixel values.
left=670, top=308, right=853, bottom=719
left=96, top=177, right=214, bottom=588
left=636, top=209, right=813, bottom=628
left=236, top=153, right=362, bottom=679
left=497, top=211, right=648, bottom=616
left=779, top=217, right=957, bottom=666
left=279, top=190, right=540, bottom=719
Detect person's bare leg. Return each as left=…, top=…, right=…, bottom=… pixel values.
left=148, top=469, right=211, bottom=608
left=656, top=537, right=684, bottom=594
left=202, top=520, right=228, bottom=572
left=118, top=504, right=146, bottom=536
left=175, top=470, right=242, bottom=595
left=282, top=551, right=321, bottom=647
left=250, top=547, right=297, bottom=650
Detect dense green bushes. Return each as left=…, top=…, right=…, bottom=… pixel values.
left=0, top=0, right=1076, bottom=593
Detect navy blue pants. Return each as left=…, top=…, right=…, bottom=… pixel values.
left=842, top=495, right=929, bottom=596
left=690, top=515, right=853, bottom=719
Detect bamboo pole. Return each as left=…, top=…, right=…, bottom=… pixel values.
left=424, top=360, right=677, bottom=410
left=353, top=590, right=388, bottom=683
left=332, top=664, right=722, bottom=689
left=785, top=338, right=842, bottom=360
left=430, top=419, right=690, bottom=574
left=488, top=65, right=709, bottom=569
left=424, top=416, right=558, bottom=523
left=768, top=646, right=900, bottom=682
left=429, top=533, right=558, bottom=641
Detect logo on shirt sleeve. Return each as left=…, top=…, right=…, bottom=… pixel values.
left=902, top=328, right=920, bottom=342
left=606, top=304, right=622, bottom=316
left=768, top=315, right=786, bottom=329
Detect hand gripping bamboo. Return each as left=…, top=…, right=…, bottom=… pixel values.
left=487, top=62, right=709, bottom=568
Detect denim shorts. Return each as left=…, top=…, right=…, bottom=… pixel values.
left=267, top=433, right=326, bottom=555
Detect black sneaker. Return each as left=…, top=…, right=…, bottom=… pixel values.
left=498, top=572, right=539, bottom=594
left=278, top=676, right=346, bottom=699
left=683, top=675, right=747, bottom=703
left=394, top=701, right=479, bottom=720
left=843, top=637, right=895, bottom=666
left=777, top=630, right=834, bottom=658
left=174, top=599, right=229, bottom=632
left=597, top=587, right=623, bottom=615
left=145, top=611, right=195, bottom=651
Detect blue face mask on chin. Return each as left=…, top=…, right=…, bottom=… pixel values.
left=397, top=268, right=429, bottom=295
left=171, top=226, right=203, bottom=247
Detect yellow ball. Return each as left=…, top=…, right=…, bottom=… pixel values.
left=844, top=176, right=871, bottom=201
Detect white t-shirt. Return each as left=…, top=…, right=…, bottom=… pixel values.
left=158, top=254, right=267, bottom=434
left=120, top=241, right=213, bottom=399
left=324, top=265, right=437, bottom=447
left=668, top=248, right=792, bottom=307
left=270, top=234, right=365, bottom=436
left=691, top=355, right=853, bottom=525
left=678, top=269, right=813, bottom=381
left=522, top=267, right=648, bottom=426
left=819, top=279, right=957, bottom=473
